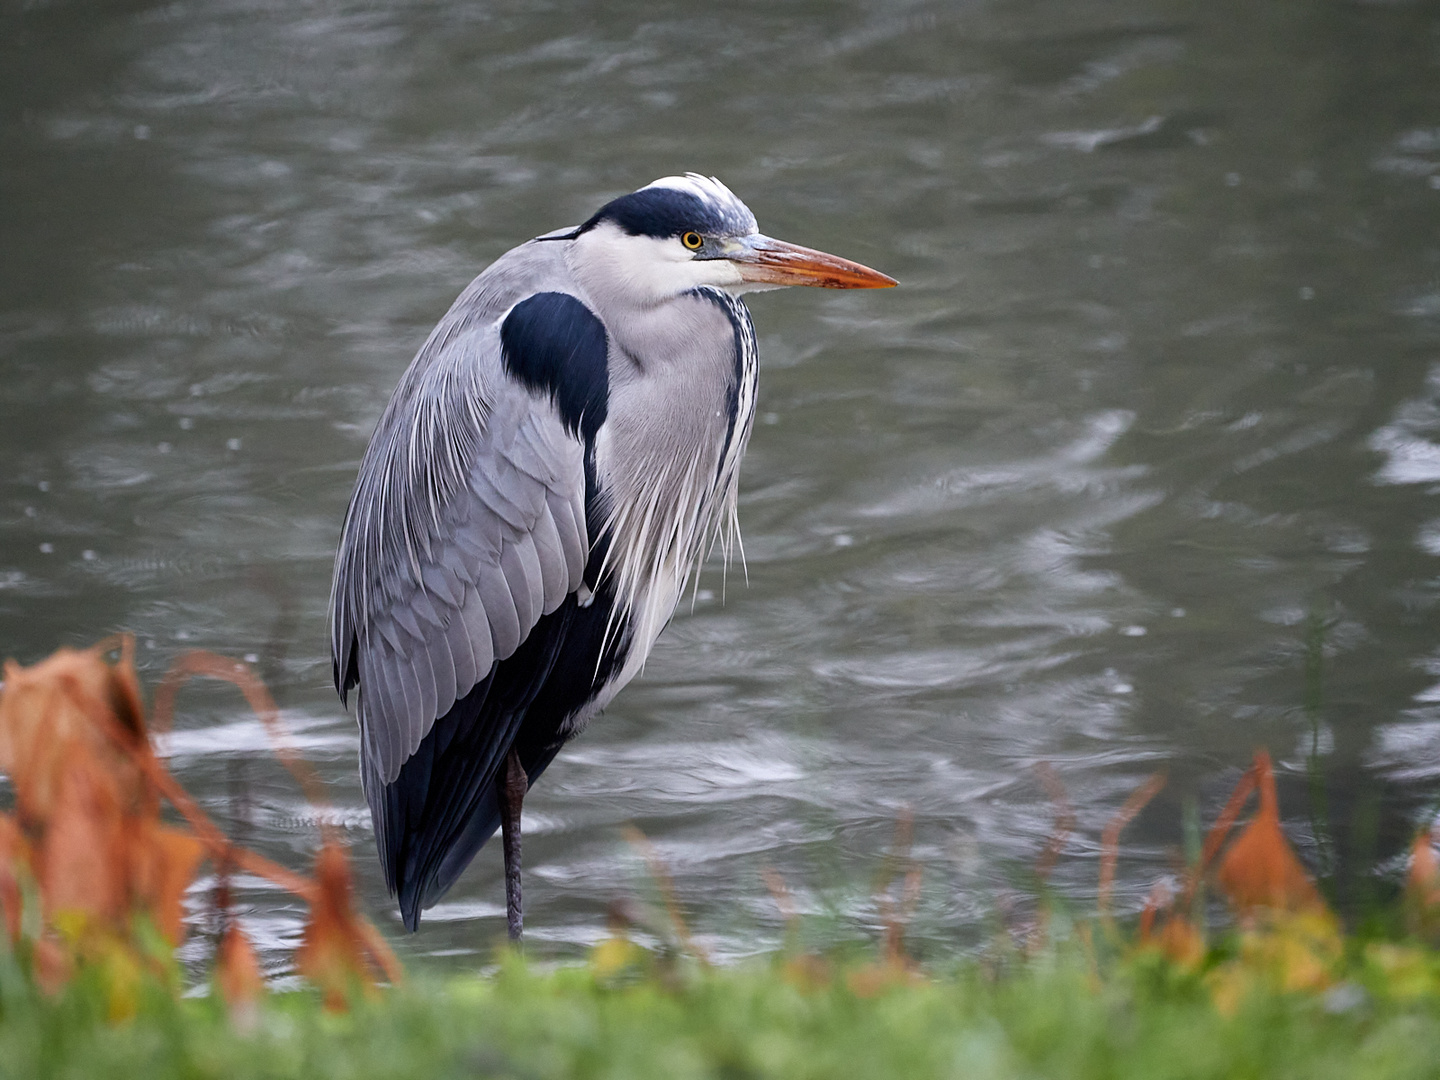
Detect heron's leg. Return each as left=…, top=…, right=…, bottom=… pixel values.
left=499, top=749, right=527, bottom=943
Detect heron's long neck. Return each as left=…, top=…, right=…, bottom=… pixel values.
left=591, top=289, right=758, bottom=661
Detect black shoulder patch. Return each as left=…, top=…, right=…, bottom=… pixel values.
left=500, top=292, right=608, bottom=443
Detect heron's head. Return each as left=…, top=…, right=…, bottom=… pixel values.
left=564, top=173, right=896, bottom=305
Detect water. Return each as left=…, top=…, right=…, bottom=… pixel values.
left=4, top=0, right=1440, bottom=969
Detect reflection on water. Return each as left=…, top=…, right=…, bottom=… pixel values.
left=4, top=0, right=1440, bottom=968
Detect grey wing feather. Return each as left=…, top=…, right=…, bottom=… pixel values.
left=458, top=587, right=496, bottom=673
left=330, top=306, right=590, bottom=788
left=528, top=500, right=568, bottom=614
left=501, top=537, right=543, bottom=631
left=474, top=560, right=523, bottom=660
left=547, top=489, right=587, bottom=584
left=408, top=634, right=440, bottom=728
left=444, top=606, right=478, bottom=698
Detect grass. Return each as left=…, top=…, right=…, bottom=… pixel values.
left=5, top=940, right=1440, bottom=1080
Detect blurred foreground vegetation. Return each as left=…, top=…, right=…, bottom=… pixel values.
left=5, top=640, right=1440, bottom=1078
left=7, top=937, right=1440, bottom=1079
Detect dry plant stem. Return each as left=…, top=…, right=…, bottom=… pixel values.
left=621, top=825, right=710, bottom=964
left=153, top=651, right=328, bottom=807
left=121, top=724, right=315, bottom=900
left=874, top=809, right=914, bottom=897
left=762, top=866, right=798, bottom=933
left=500, top=750, right=526, bottom=944
left=883, top=865, right=923, bottom=965
left=873, top=810, right=921, bottom=965
left=355, top=917, right=404, bottom=985
left=1139, top=879, right=1173, bottom=938
left=1203, top=766, right=1258, bottom=866
left=1179, top=763, right=1258, bottom=908
left=145, top=652, right=403, bottom=983
left=1034, top=763, right=1075, bottom=883
left=1075, top=921, right=1103, bottom=990
left=147, top=687, right=403, bottom=983
left=1098, top=771, right=1167, bottom=918
left=212, top=856, right=232, bottom=940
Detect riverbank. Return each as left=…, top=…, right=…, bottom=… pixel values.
left=5, top=641, right=1440, bottom=1079
left=5, top=938, right=1440, bottom=1080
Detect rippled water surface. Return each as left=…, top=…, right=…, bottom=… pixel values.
left=5, top=0, right=1440, bottom=968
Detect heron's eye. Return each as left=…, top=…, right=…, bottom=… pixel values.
left=681, top=231, right=704, bottom=251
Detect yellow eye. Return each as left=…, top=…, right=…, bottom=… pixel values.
left=681, top=231, right=704, bottom=250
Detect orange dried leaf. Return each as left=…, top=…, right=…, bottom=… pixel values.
left=0, top=642, right=149, bottom=824
left=1215, top=751, right=1327, bottom=917
left=216, top=922, right=266, bottom=1013
left=0, top=813, right=29, bottom=943
left=1407, top=832, right=1440, bottom=908
left=1404, top=830, right=1440, bottom=938
left=296, top=840, right=396, bottom=1009
left=128, top=823, right=206, bottom=947
left=0, top=638, right=404, bottom=1004
left=39, top=752, right=129, bottom=927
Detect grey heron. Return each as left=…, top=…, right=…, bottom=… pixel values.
left=329, top=174, right=895, bottom=940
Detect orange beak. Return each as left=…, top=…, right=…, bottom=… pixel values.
left=728, top=235, right=898, bottom=289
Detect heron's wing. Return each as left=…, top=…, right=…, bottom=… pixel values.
left=329, top=303, right=597, bottom=795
